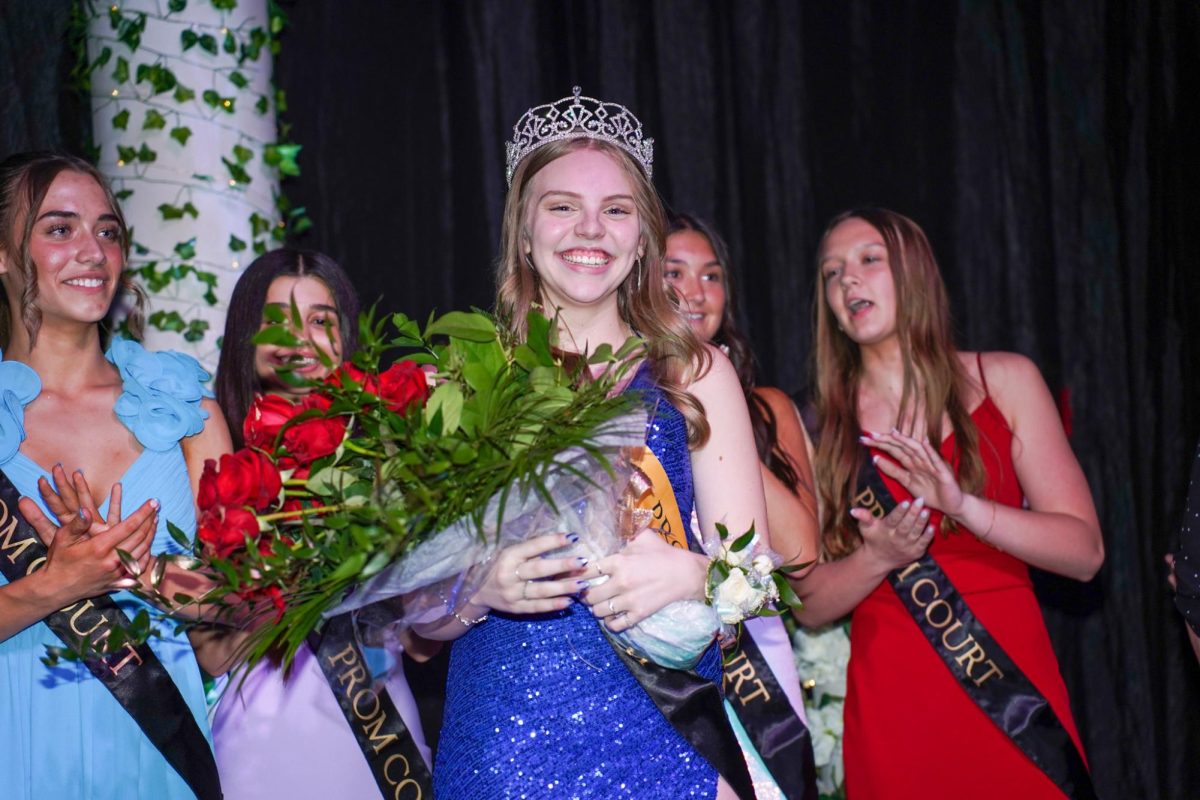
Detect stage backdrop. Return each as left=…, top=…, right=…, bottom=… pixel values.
left=3, top=1, right=1198, bottom=797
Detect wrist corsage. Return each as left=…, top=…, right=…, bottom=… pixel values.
left=706, top=523, right=806, bottom=644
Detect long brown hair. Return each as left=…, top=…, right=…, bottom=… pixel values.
left=813, top=208, right=984, bottom=558
left=497, top=137, right=711, bottom=446
left=0, top=151, right=144, bottom=349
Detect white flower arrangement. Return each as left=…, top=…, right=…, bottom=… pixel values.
left=792, top=620, right=851, bottom=799
left=705, top=524, right=801, bottom=628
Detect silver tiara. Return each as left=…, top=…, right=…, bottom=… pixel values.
left=505, top=86, right=655, bottom=185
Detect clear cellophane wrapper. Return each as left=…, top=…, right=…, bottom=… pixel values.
left=326, top=409, right=718, bottom=672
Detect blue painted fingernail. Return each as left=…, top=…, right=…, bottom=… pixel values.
left=566, top=533, right=580, bottom=544
left=575, top=557, right=588, bottom=567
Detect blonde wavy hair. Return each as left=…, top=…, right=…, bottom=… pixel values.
left=496, top=137, right=711, bottom=447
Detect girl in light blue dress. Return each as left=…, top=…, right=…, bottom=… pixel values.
left=0, top=152, right=231, bottom=799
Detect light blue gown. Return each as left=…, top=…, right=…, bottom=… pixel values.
left=0, top=339, right=213, bottom=800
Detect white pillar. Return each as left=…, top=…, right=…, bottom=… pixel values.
left=86, top=0, right=285, bottom=371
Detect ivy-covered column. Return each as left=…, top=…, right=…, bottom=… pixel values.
left=83, top=0, right=304, bottom=369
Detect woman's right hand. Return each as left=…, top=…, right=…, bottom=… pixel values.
left=853, top=495, right=935, bottom=573
left=470, top=533, right=592, bottom=615
left=18, top=493, right=159, bottom=608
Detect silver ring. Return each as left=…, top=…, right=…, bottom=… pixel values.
left=522, top=580, right=532, bottom=601
left=607, top=598, right=616, bottom=615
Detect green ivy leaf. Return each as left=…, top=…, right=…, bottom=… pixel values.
left=180, top=29, right=199, bottom=51
left=249, top=212, right=271, bottom=236
left=232, top=143, right=254, bottom=164
left=116, top=13, right=147, bottom=51
left=222, top=157, right=252, bottom=185
left=135, top=63, right=177, bottom=95
left=111, top=109, right=130, bottom=130
left=173, top=85, right=196, bottom=103
left=113, top=56, right=129, bottom=84
left=255, top=95, right=269, bottom=115
left=115, top=189, right=134, bottom=201
left=263, top=143, right=301, bottom=177
left=158, top=202, right=199, bottom=220
left=116, top=144, right=137, bottom=164
left=136, top=143, right=157, bottom=163
left=223, top=30, right=237, bottom=54
left=227, top=70, right=248, bottom=89
left=228, top=234, right=247, bottom=252
left=168, top=0, right=187, bottom=13
left=252, top=240, right=268, bottom=255
left=143, top=109, right=167, bottom=130
left=149, top=310, right=187, bottom=333
left=183, top=319, right=209, bottom=343
left=169, top=126, right=192, bottom=145
left=174, top=238, right=197, bottom=260
left=201, top=89, right=221, bottom=107
left=198, top=34, right=219, bottom=56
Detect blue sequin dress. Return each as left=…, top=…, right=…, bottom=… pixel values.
left=0, top=340, right=213, bottom=800
left=434, top=364, right=722, bottom=799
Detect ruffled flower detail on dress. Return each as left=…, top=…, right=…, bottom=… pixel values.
left=0, top=352, right=42, bottom=464
left=106, top=338, right=212, bottom=452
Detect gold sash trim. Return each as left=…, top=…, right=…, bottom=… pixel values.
left=628, top=446, right=689, bottom=549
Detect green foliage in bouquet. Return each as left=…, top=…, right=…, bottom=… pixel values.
left=201, top=306, right=645, bottom=667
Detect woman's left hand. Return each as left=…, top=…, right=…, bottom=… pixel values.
left=585, top=529, right=708, bottom=633
left=863, top=429, right=966, bottom=517
left=33, top=465, right=155, bottom=576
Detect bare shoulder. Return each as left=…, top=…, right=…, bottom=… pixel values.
left=686, top=343, right=740, bottom=400
left=752, top=385, right=797, bottom=420
left=967, top=351, right=1055, bottom=433
left=182, top=397, right=233, bottom=461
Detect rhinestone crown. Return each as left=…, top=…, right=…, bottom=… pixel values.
left=505, top=86, right=654, bottom=186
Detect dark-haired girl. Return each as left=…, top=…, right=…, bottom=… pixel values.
left=205, top=248, right=431, bottom=799
left=665, top=213, right=819, bottom=798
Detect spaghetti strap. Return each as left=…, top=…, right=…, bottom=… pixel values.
left=976, top=352, right=990, bottom=397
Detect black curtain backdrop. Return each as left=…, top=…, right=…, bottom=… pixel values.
left=4, top=1, right=1199, bottom=797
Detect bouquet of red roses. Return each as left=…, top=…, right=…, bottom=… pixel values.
left=190, top=307, right=643, bottom=666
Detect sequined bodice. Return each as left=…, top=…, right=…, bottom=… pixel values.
left=433, top=363, right=720, bottom=799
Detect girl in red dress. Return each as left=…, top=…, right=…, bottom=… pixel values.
left=793, top=208, right=1103, bottom=799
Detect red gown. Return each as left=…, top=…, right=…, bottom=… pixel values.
left=844, top=388, right=1088, bottom=799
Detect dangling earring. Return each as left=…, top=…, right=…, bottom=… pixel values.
left=633, top=257, right=643, bottom=293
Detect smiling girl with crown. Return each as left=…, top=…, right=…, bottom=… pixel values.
left=416, top=89, right=769, bottom=799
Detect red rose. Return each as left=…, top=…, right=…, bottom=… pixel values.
left=197, top=507, right=260, bottom=559
left=378, top=360, right=430, bottom=413
left=197, top=459, right=219, bottom=512
left=214, top=449, right=283, bottom=511
left=326, top=362, right=380, bottom=396
left=236, top=585, right=287, bottom=623
left=274, top=393, right=345, bottom=464
left=244, top=394, right=305, bottom=452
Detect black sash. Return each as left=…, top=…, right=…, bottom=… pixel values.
left=855, top=455, right=1097, bottom=800
left=308, top=613, right=431, bottom=800
left=606, top=636, right=757, bottom=800
left=0, top=469, right=222, bottom=800
left=723, top=629, right=818, bottom=799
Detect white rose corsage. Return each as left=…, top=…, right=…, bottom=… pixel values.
left=705, top=523, right=806, bottom=639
